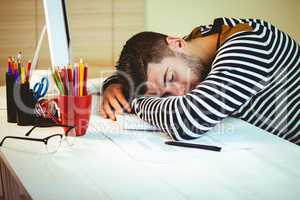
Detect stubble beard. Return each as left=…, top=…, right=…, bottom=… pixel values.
left=175, top=52, right=208, bottom=89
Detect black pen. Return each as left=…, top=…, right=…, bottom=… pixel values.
left=165, top=141, right=222, bottom=152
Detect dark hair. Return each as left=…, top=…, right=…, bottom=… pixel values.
left=116, top=31, right=174, bottom=95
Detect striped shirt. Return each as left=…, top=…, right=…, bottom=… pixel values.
left=131, top=17, right=300, bottom=145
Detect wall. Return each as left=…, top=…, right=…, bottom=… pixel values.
left=145, top=0, right=300, bottom=43
left=0, top=0, right=144, bottom=85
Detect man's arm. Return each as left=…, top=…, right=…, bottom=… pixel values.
left=101, top=74, right=122, bottom=92
left=131, top=35, right=271, bottom=140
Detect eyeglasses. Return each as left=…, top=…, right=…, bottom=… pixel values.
left=0, top=123, right=76, bottom=154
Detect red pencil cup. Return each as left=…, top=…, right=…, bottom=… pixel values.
left=58, top=95, right=92, bottom=136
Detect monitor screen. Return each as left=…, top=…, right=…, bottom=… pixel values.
left=43, top=0, right=71, bottom=67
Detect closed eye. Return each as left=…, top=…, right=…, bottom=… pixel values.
left=161, top=92, right=172, bottom=97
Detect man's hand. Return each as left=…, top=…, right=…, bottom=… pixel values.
left=100, top=84, right=131, bottom=121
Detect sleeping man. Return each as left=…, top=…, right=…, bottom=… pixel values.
left=100, top=17, right=300, bottom=145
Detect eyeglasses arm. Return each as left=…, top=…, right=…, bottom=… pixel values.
left=0, top=136, right=45, bottom=147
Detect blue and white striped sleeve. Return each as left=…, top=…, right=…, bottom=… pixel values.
left=131, top=33, right=272, bottom=140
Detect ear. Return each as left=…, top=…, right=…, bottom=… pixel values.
left=166, top=36, right=187, bottom=52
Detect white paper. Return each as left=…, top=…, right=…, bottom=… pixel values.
left=116, top=113, right=160, bottom=131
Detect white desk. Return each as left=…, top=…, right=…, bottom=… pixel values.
left=0, top=85, right=300, bottom=200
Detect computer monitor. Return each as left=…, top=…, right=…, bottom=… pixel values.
left=30, top=0, right=71, bottom=90
left=43, top=0, right=71, bottom=67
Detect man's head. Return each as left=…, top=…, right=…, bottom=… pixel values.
left=117, top=31, right=209, bottom=97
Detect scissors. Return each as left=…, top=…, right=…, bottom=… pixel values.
left=33, top=77, right=49, bottom=100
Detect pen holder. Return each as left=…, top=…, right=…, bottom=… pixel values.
left=6, top=73, right=18, bottom=123
left=15, top=82, right=37, bottom=126
left=58, top=95, right=92, bottom=136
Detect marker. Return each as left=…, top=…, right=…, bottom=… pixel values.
left=165, top=141, right=222, bottom=152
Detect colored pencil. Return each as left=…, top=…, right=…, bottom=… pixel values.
left=52, top=73, right=64, bottom=95
left=55, top=68, right=65, bottom=95
left=7, top=52, right=34, bottom=83
left=73, top=64, right=78, bottom=96
left=11, top=57, right=15, bottom=75
left=7, top=57, right=12, bottom=75
left=17, top=51, right=22, bottom=75
left=26, top=60, right=31, bottom=82
left=73, top=66, right=76, bottom=96
left=10, top=58, right=14, bottom=75
left=83, top=64, right=88, bottom=96
left=51, top=61, right=88, bottom=96
left=14, top=69, right=19, bottom=82
left=61, top=68, right=68, bottom=95
left=74, top=63, right=79, bottom=96
left=21, top=65, right=25, bottom=84
left=67, top=66, right=73, bottom=96
left=14, top=62, right=19, bottom=81
left=77, top=65, right=80, bottom=96
left=14, top=62, right=17, bottom=77
left=79, top=59, right=84, bottom=96
left=64, top=66, right=69, bottom=95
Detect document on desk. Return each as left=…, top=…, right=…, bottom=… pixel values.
left=88, top=114, right=234, bottom=164
left=89, top=115, right=256, bottom=164
left=114, top=114, right=251, bottom=149
left=113, top=115, right=253, bottom=152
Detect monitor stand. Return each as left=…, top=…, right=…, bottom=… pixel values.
left=30, top=24, right=47, bottom=82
